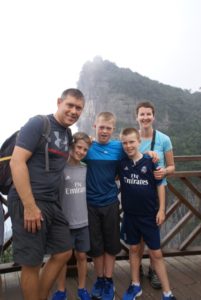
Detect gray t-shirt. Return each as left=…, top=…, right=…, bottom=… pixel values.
left=9, top=114, right=72, bottom=202
left=60, top=162, right=88, bottom=229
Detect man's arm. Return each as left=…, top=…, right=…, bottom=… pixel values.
left=156, top=184, right=166, bottom=225
left=10, top=146, right=43, bottom=233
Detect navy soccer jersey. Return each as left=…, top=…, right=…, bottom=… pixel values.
left=119, top=154, right=162, bottom=216
left=84, top=140, right=125, bottom=207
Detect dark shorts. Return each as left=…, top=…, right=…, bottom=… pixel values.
left=0, top=203, right=4, bottom=247
left=87, top=201, right=121, bottom=257
left=8, top=198, right=72, bottom=266
left=0, top=245, right=3, bottom=262
left=70, top=226, right=90, bottom=253
left=121, top=213, right=160, bottom=250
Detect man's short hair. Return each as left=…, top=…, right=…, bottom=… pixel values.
left=61, top=88, right=85, bottom=102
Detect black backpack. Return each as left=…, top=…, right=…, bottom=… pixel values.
left=0, top=115, right=51, bottom=195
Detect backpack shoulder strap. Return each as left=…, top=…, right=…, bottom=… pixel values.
left=66, top=127, right=73, bottom=145
left=40, top=115, right=51, bottom=142
left=150, top=130, right=156, bottom=151
left=36, top=115, right=51, bottom=171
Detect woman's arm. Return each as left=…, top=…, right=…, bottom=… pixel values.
left=154, top=149, right=175, bottom=180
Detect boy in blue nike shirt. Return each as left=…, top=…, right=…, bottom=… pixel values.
left=119, top=128, right=176, bottom=300
left=84, top=112, right=125, bottom=300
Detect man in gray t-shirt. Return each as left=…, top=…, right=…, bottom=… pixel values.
left=8, top=89, right=85, bottom=300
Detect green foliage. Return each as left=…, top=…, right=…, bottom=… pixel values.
left=77, top=57, right=201, bottom=156
left=1, top=245, right=13, bottom=263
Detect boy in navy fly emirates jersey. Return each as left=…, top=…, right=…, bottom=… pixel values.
left=119, top=128, right=176, bottom=300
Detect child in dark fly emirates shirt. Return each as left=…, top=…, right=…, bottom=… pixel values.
left=119, top=128, right=176, bottom=300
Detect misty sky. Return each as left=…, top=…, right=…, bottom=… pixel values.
left=0, top=0, right=201, bottom=143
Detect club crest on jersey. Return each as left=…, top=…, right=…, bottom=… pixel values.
left=141, top=166, right=147, bottom=174
left=124, top=166, right=129, bottom=170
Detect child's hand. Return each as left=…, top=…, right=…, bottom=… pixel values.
left=146, top=150, right=159, bottom=163
left=154, top=167, right=167, bottom=180
left=156, top=210, right=165, bottom=225
left=89, top=136, right=95, bottom=142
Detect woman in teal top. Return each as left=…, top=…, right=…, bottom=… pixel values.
left=136, top=101, right=175, bottom=185
left=135, top=101, right=175, bottom=289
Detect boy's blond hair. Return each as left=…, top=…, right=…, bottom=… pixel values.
left=72, top=132, right=92, bottom=147
left=120, top=127, right=140, bottom=141
left=96, top=112, right=116, bottom=125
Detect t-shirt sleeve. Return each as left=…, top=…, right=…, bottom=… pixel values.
left=163, top=135, right=173, bottom=153
left=16, top=115, right=44, bottom=153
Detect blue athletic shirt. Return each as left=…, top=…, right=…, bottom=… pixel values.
left=119, top=154, right=162, bottom=216
left=84, top=140, right=125, bottom=207
left=139, top=130, right=173, bottom=185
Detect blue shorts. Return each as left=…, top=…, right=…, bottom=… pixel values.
left=121, top=213, right=160, bottom=250
left=70, top=226, right=90, bottom=253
